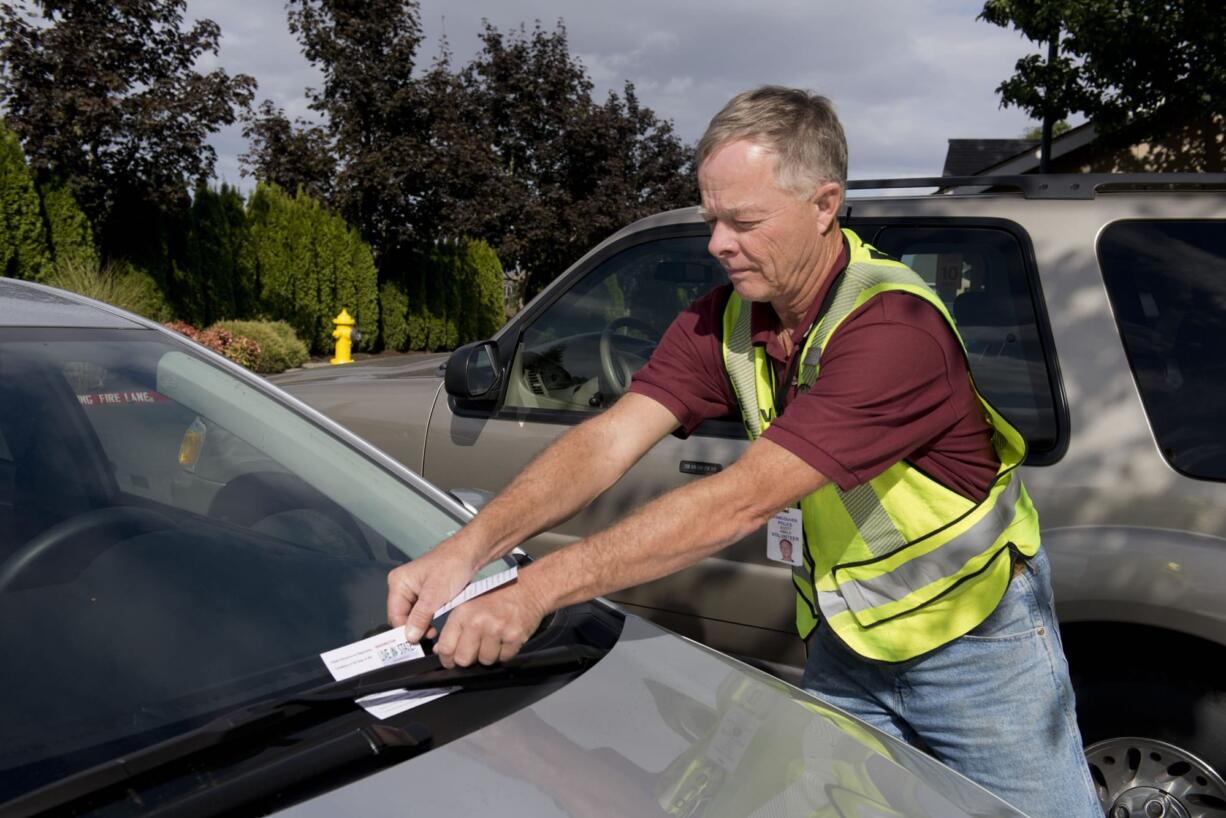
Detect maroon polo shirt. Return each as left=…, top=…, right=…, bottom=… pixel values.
left=628, top=240, right=999, bottom=501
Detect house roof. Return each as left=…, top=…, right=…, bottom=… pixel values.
left=942, top=123, right=1100, bottom=176
left=942, top=139, right=1037, bottom=176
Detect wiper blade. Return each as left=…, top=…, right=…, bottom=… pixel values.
left=3, top=643, right=605, bottom=817
left=296, top=642, right=607, bottom=704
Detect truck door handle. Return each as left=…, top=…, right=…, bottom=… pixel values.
left=679, top=461, right=723, bottom=475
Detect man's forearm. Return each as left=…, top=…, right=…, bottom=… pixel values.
left=518, top=437, right=830, bottom=615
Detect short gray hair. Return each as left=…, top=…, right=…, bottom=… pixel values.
left=697, top=86, right=848, bottom=198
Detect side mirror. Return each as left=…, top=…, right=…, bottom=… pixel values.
left=444, top=341, right=502, bottom=402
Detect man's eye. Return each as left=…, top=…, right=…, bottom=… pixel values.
left=734, top=220, right=758, bottom=231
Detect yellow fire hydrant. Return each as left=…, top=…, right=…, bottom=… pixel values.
left=330, top=309, right=361, bottom=365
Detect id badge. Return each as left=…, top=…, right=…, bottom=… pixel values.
left=767, top=507, right=804, bottom=566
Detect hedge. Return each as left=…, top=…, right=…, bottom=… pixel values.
left=213, top=319, right=309, bottom=373
left=246, top=183, right=378, bottom=353
left=0, top=123, right=50, bottom=280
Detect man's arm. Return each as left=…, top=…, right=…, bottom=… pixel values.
left=389, top=393, right=681, bottom=643
left=432, top=435, right=829, bottom=667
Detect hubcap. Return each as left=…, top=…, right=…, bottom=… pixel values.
left=1086, top=738, right=1226, bottom=818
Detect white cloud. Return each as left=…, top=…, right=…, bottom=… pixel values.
left=196, top=0, right=1049, bottom=190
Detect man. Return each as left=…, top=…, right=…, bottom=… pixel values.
left=387, top=87, right=1100, bottom=817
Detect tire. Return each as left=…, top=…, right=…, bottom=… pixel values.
left=1070, top=635, right=1226, bottom=817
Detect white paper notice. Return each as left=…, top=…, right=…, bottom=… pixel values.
left=432, top=565, right=518, bottom=619
left=320, top=628, right=453, bottom=720
left=318, top=564, right=517, bottom=720
left=354, top=687, right=458, bottom=720
left=320, top=628, right=425, bottom=682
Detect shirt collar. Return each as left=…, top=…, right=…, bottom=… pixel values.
left=749, top=233, right=851, bottom=363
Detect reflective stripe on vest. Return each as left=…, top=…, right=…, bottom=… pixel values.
left=721, top=228, right=1041, bottom=662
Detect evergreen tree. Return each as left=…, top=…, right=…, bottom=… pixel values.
left=0, top=122, right=50, bottom=279
left=246, top=182, right=378, bottom=352
left=183, top=184, right=255, bottom=326
left=465, top=238, right=505, bottom=341
left=37, top=173, right=97, bottom=270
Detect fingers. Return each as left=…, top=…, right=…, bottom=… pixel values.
left=386, top=566, right=418, bottom=627
left=432, top=593, right=534, bottom=668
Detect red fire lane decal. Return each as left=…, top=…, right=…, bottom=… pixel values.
left=77, top=390, right=170, bottom=407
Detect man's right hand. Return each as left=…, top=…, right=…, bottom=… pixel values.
left=387, top=544, right=478, bottom=644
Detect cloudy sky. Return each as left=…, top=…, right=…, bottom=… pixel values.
left=197, top=0, right=1049, bottom=192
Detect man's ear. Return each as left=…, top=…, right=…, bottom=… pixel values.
left=812, top=181, right=843, bottom=234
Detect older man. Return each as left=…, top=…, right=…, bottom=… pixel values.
left=387, top=87, right=1100, bottom=817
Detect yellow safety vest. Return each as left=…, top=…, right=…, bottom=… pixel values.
left=721, top=229, right=1040, bottom=662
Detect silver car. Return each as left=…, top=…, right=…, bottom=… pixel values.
left=0, top=277, right=1030, bottom=817
left=276, top=174, right=1226, bottom=816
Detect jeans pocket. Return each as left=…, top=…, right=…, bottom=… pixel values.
left=960, top=570, right=1045, bottom=642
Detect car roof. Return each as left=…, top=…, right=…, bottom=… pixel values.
left=0, top=277, right=145, bottom=329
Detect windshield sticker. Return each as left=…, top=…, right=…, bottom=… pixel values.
left=77, top=389, right=170, bottom=407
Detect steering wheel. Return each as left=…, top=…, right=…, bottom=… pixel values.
left=0, top=506, right=177, bottom=591
left=598, top=316, right=662, bottom=398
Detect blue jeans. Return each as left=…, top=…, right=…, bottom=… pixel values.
left=802, top=549, right=1102, bottom=818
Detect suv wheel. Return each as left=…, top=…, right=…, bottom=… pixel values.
left=1086, top=737, right=1226, bottom=818
left=1070, top=630, right=1226, bottom=818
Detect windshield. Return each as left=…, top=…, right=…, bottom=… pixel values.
left=0, top=327, right=504, bottom=801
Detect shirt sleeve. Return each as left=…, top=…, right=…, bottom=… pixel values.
left=627, top=285, right=738, bottom=435
left=762, top=293, right=968, bottom=491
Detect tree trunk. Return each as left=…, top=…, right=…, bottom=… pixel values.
left=1202, top=115, right=1223, bottom=173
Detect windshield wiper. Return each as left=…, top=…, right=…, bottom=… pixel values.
left=3, top=643, right=605, bottom=817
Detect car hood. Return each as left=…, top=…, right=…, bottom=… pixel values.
left=275, top=616, right=1024, bottom=818
left=269, top=353, right=448, bottom=387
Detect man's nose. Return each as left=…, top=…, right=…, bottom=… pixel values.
left=708, top=222, right=736, bottom=258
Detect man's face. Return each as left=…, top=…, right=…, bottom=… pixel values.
left=698, top=139, right=831, bottom=304
left=779, top=539, right=793, bottom=562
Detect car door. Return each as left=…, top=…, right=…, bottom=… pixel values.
left=421, top=226, right=808, bottom=664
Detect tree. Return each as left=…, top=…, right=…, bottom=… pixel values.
left=1021, top=121, right=1071, bottom=141
left=452, top=22, right=696, bottom=297
left=38, top=174, right=97, bottom=270
left=181, top=184, right=255, bottom=326
left=981, top=0, right=1226, bottom=171
left=0, top=121, right=49, bottom=279
left=0, top=0, right=256, bottom=254
left=246, top=182, right=378, bottom=352
left=240, top=100, right=337, bottom=201
left=287, top=0, right=430, bottom=260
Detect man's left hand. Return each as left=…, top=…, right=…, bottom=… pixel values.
left=432, top=579, right=549, bottom=668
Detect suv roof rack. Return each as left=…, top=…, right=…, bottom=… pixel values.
left=847, top=174, right=1226, bottom=200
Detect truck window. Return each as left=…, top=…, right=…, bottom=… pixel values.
left=872, top=225, right=1061, bottom=458
left=1099, top=219, right=1226, bottom=481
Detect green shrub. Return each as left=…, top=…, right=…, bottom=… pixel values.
left=212, top=319, right=308, bottom=373
left=379, top=281, right=410, bottom=351
left=44, top=258, right=172, bottom=322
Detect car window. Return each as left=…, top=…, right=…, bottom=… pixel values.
left=503, top=236, right=725, bottom=414
left=0, top=328, right=509, bottom=800
left=1098, top=219, right=1226, bottom=480
left=871, top=226, right=1060, bottom=456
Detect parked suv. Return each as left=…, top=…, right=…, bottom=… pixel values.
left=276, top=174, right=1226, bottom=814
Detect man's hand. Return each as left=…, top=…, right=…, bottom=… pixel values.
left=387, top=546, right=478, bottom=644
left=432, top=578, right=549, bottom=668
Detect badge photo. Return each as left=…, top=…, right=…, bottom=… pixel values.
left=767, top=508, right=804, bottom=566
